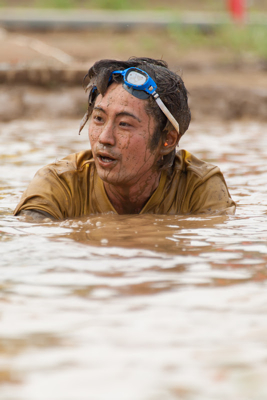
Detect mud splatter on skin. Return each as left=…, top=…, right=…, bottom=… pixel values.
left=88, top=83, right=167, bottom=214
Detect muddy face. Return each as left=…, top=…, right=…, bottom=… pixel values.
left=88, top=83, right=161, bottom=190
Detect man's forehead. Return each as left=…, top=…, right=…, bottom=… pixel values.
left=95, top=83, right=147, bottom=112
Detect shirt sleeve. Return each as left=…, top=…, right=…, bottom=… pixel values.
left=14, top=165, right=71, bottom=220
left=189, top=173, right=236, bottom=215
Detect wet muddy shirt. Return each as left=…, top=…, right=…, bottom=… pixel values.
left=14, top=149, right=236, bottom=219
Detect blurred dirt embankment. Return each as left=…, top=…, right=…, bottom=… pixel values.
left=1, top=9, right=267, bottom=122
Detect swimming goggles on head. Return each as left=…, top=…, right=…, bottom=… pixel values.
left=110, top=67, right=180, bottom=134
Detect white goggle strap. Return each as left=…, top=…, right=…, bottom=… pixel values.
left=152, top=92, right=180, bottom=134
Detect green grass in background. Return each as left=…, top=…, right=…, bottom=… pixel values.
left=2, top=0, right=267, bottom=12
left=35, top=0, right=75, bottom=8
left=4, top=0, right=153, bottom=10
left=219, top=25, right=267, bottom=59
left=1, top=0, right=144, bottom=9
left=90, top=0, right=142, bottom=10
left=169, top=24, right=267, bottom=59
left=0, top=0, right=243, bottom=11
left=35, top=0, right=138, bottom=9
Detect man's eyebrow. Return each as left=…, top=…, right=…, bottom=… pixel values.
left=93, top=107, right=141, bottom=123
left=117, top=111, right=141, bottom=123
left=93, top=106, right=107, bottom=114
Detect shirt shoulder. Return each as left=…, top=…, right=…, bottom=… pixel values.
left=14, top=150, right=95, bottom=219
left=174, top=149, right=220, bottom=181
left=175, top=149, right=236, bottom=214
left=46, top=150, right=94, bottom=175
left=142, top=149, right=235, bottom=215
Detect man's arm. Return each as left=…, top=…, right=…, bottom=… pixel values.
left=18, top=210, right=54, bottom=221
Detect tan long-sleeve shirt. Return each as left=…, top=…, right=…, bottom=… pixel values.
left=14, top=149, right=236, bottom=219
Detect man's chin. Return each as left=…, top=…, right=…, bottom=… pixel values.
left=96, top=169, right=118, bottom=185
left=97, top=169, right=129, bottom=187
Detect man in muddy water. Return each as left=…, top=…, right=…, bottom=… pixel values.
left=14, top=57, right=236, bottom=220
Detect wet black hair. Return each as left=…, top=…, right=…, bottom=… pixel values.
left=80, top=57, right=191, bottom=170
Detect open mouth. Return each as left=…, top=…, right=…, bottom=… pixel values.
left=98, top=154, right=116, bottom=164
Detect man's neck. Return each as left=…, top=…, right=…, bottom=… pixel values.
left=104, top=171, right=161, bottom=214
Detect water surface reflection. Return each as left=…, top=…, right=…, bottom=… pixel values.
left=1, top=120, right=267, bottom=400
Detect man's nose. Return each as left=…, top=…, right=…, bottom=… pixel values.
left=98, top=122, right=115, bottom=146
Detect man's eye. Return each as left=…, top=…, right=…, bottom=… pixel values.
left=119, top=121, right=131, bottom=127
left=93, top=115, right=104, bottom=123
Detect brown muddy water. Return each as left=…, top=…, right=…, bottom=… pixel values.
left=1, top=119, right=267, bottom=400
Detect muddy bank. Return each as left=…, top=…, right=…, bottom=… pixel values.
left=190, top=84, right=267, bottom=121
left=0, top=24, right=267, bottom=122
left=1, top=79, right=267, bottom=122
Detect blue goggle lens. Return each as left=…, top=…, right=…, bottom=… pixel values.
left=110, top=67, right=157, bottom=98
left=125, top=69, right=148, bottom=86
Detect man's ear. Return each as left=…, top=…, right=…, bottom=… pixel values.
left=160, top=130, right=182, bottom=156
